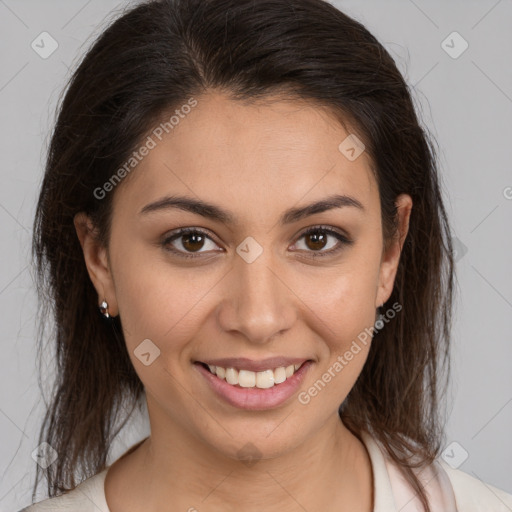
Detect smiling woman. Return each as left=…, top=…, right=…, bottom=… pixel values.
left=21, top=0, right=512, bottom=512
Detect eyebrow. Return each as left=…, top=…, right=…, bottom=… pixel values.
left=139, top=193, right=365, bottom=225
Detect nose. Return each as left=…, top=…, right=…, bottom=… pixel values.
left=216, top=249, right=297, bottom=345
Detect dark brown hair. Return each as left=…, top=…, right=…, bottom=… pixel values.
left=31, top=0, right=455, bottom=510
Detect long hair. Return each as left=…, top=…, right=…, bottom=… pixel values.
left=32, top=1, right=454, bottom=510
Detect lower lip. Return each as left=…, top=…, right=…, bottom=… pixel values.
left=194, top=361, right=313, bottom=410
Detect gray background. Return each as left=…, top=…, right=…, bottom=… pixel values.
left=1, top=0, right=511, bottom=509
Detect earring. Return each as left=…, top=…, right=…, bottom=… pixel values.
left=99, top=299, right=110, bottom=318
left=375, top=303, right=384, bottom=320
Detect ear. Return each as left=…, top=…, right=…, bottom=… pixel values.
left=73, top=212, right=119, bottom=317
left=375, top=194, right=413, bottom=309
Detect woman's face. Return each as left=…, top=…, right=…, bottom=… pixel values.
left=77, top=91, right=411, bottom=460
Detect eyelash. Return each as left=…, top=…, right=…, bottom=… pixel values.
left=161, top=225, right=353, bottom=260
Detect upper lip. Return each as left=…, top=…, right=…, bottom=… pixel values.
left=196, top=357, right=311, bottom=372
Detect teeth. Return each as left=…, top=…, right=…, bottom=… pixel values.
left=274, top=366, right=286, bottom=384
left=215, top=366, right=226, bottom=380
left=256, top=369, right=274, bottom=389
left=205, top=362, right=304, bottom=389
left=238, top=369, right=256, bottom=387
left=225, top=367, right=238, bottom=385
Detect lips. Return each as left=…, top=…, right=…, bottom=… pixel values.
left=194, top=359, right=314, bottom=410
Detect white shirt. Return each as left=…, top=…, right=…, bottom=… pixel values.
left=19, top=432, right=512, bottom=511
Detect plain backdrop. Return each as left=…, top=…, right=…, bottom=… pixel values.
left=1, top=0, right=511, bottom=510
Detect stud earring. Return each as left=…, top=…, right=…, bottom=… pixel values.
left=99, top=299, right=110, bottom=318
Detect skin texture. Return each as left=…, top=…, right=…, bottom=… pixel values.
left=74, top=91, right=412, bottom=512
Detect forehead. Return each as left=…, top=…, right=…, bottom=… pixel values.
left=113, top=91, right=378, bottom=221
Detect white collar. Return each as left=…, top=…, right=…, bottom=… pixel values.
left=359, top=430, right=400, bottom=511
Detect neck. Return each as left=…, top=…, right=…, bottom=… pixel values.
left=112, top=407, right=373, bottom=512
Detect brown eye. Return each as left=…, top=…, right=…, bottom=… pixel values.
left=181, top=232, right=206, bottom=252
left=162, top=228, right=221, bottom=259
left=304, top=230, right=329, bottom=251
left=293, top=226, right=353, bottom=258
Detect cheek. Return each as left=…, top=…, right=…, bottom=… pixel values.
left=297, top=274, right=377, bottom=410
left=110, top=240, right=219, bottom=355
left=315, top=278, right=376, bottom=382
left=296, top=249, right=380, bottom=398
left=301, top=259, right=380, bottom=340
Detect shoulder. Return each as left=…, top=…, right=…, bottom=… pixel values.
left=19, top=437, right=148, bottom=512
left=18, top=469, right=110, bottom=512
left=440, top=460, right=512, bottom=512
left=386, top=449, right=512, bottom=512
left=362, top=431, right=512, bottom=512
